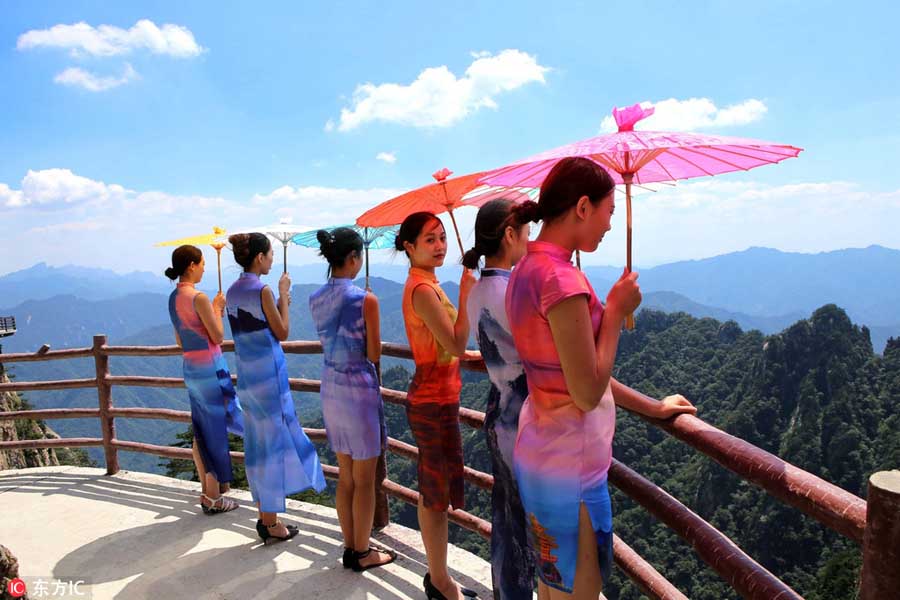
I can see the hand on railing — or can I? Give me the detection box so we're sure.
[653,394,697,419]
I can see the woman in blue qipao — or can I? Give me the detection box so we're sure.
[226,232,326,544]
[166,244,243,515]
[309,227,396,571]
[462,199,536,600]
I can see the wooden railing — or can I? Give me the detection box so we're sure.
[0,335,897,600]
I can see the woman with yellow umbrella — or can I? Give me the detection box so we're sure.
[162,242,244,515]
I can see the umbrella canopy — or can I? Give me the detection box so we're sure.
[479,103,802,187]
[155,227,228,292]
[356,168,487,253]
[460,184,539,208]
[478,103,803,327]
[230,219,313,274]
[291,224,400,288]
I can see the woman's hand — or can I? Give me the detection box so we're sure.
[459,268,477,301]
[606,269,641,320]
[653,394,697,419]
[212,292,226,316]
[278,272,292,305]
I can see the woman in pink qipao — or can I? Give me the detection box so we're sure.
[506,157,696,599]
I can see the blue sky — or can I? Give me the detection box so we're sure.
[2,0,898,276]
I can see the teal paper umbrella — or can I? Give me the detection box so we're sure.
[292,224,399,288]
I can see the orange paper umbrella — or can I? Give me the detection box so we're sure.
[356,168,485,253]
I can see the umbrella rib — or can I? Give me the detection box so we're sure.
[661,149,718,177]
[674,146,753,173]
[698,144,800,163]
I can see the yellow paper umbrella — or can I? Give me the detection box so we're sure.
[155,227,228,292]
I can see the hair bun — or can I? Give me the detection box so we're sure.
[512,200,541,224]
[164,266,178,280]
[394,233,405,252]
[316,229,331,246]
[461,247,482,270]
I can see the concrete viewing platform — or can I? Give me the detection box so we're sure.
[1,466,493,599]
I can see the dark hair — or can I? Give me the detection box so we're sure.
[394,212,442,257]
[462,199,524,270]
[317,227,363,277]
[228,232,271,270]
[164,245,203,280]
[515,157,616,224]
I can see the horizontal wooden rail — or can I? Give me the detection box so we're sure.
[384,437,494,490]
[380,477,492,540]
[109,407,191,422]
[633,407,867,543]
[0,347,93,363]
[0,408,100,421]
[0,437,104,451]
[609,459,801,600]
[0,378,98,393]
[612,536,690,600]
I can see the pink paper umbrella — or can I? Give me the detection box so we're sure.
[478,103,803,327]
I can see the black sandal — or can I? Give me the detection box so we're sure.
[255,519,299,544]
[349,546,397,572]
[342,546,353,569]
[424,573,478,599]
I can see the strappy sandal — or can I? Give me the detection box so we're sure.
[200,493,238,515]
[349,546,397,572]
[256,519,299,544]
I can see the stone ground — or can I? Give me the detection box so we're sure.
[0,466,493,599]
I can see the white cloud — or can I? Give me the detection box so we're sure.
[333,49,548,131]
[17,19,203,58]
[9,168,124,207]
[252,184,402,225]
[600,98,768,133]
[54,63,138,92]
[376,151,397,164]
[28,220,105,234]
[580,179,900,268]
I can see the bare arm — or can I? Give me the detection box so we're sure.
[173,328,182,348]
[194,292,225,345]
[261,286,290,341]
[547,270,643,412]
[364,292,381,363]
[610,378,697,419]
[412,286,470,356]
[548,295,623,412]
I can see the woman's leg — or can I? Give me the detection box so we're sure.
[543,503,602,600]
[258,505,290,537]
[419,498,461,597]
[352,456,394,566]
[336,453,356,548]
[192,440,211,500]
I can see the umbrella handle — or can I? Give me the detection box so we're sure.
[625,174,635,331]
[283,242,288,275]
[447,208,465,255]
[216,246,223,294]
[365,244,370,290]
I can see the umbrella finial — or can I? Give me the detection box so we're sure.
[613,103,655,132]
[432,167,453,182]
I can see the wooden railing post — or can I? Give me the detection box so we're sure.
[860,470,900,600]
[372,360,390,529]
[93,334,118,475]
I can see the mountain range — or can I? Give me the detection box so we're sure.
[2,245,897,353]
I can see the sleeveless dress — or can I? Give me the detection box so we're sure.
[309,277,385,459]
[168,282,243,483]
[401,266,464,511]
[467,268,535,600]
[226,272,326,512]
[506,241,615,593]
